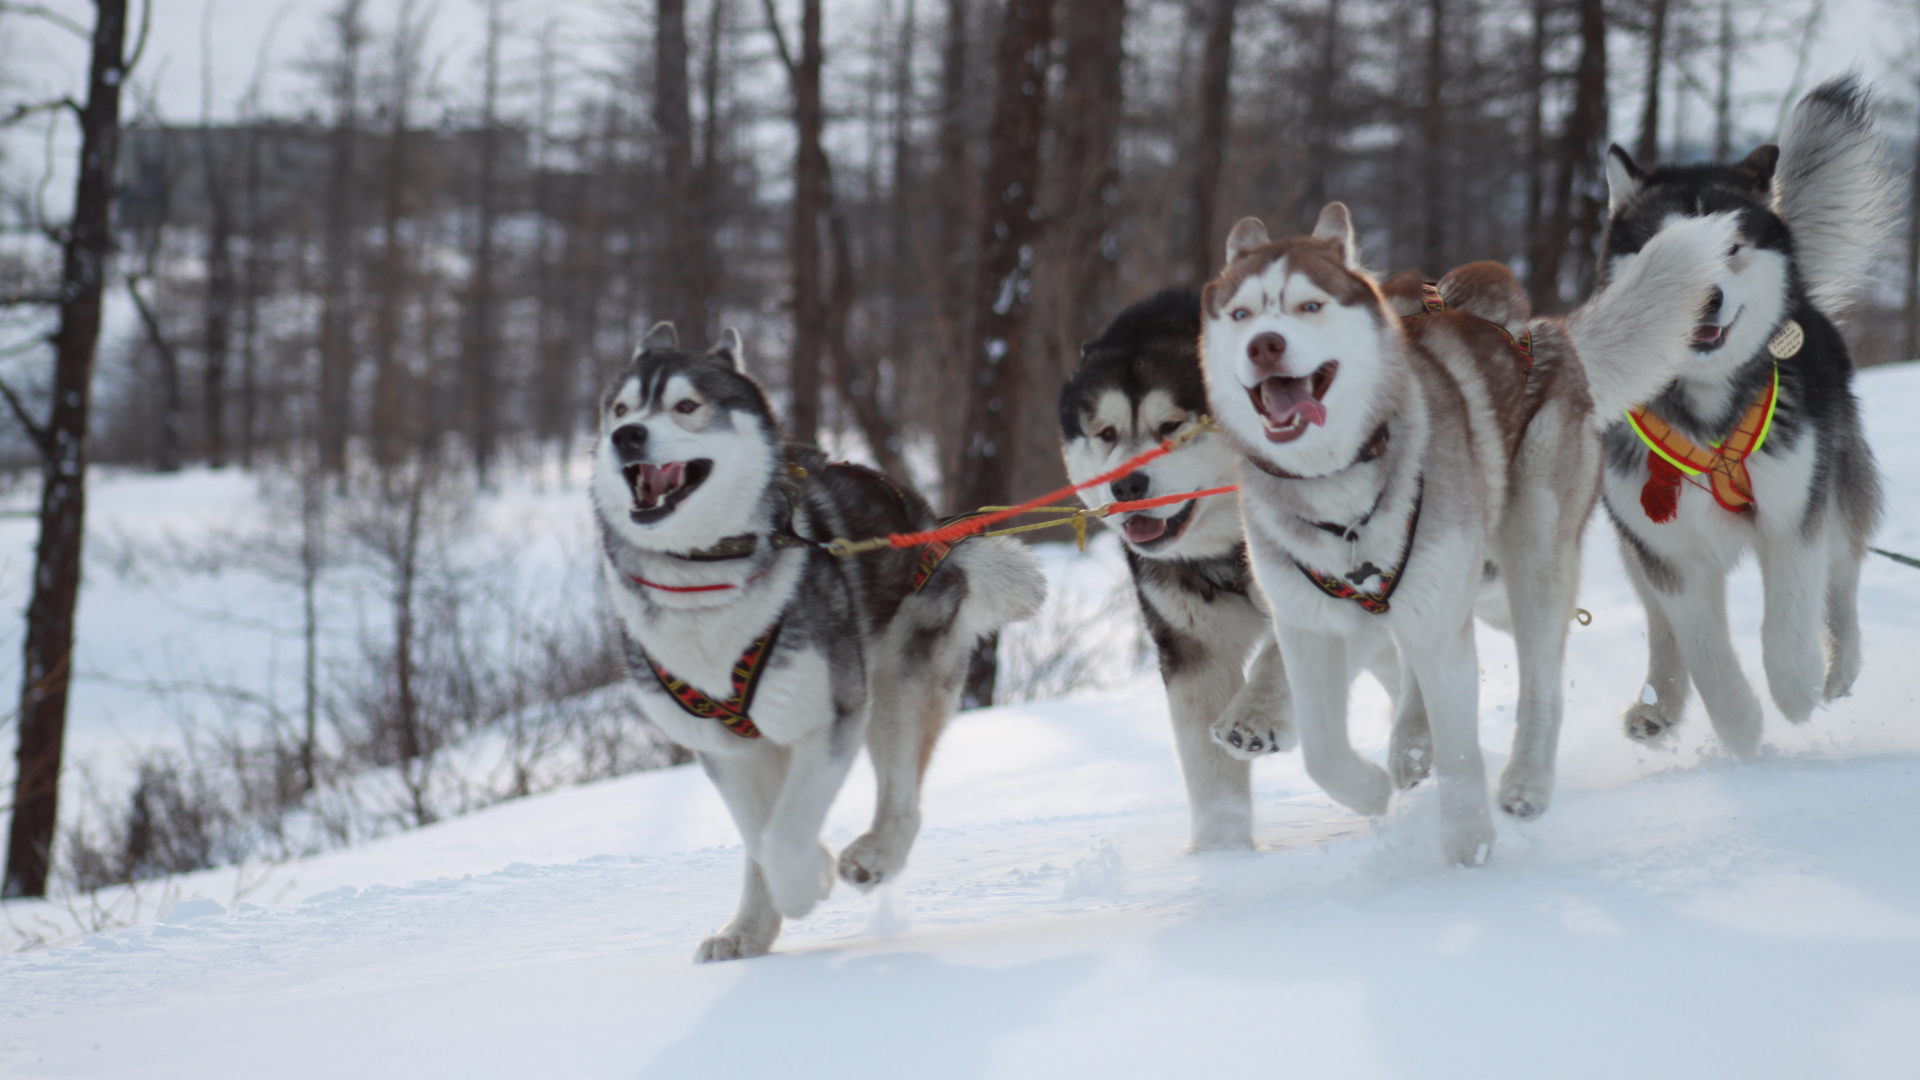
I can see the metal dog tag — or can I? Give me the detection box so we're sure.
[1767,319,1804,360]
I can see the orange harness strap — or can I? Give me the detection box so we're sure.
[1626,368,1779,522]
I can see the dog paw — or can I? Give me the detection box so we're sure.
[1624,698,1683,743]
[1210,706,1292,761]
[760,841,835,919]
[1823,644,1862,704]
[838,831,909,891]
[1389,732,1432,791]
[694,930,772,963]
[1496,766,1553,821]
[1441,817,1496,868]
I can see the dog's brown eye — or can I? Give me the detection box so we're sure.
[1098,427,1118,443]
[1158,420,1183,438]
[613,403,629,418]
[675,399,700,414]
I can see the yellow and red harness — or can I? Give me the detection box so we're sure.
[1625,367,1779,523]
[634,462,966,739]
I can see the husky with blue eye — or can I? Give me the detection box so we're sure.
[1598,76,1893,757]
[1199,202,1732,865]
[592,323,1044,961]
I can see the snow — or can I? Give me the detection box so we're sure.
[3,362,1920,1077]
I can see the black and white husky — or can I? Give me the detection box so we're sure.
[592,324,1044,961]
[1599,76,1893,757]
[1057,291,1296,852]
[1200,202,1732,864]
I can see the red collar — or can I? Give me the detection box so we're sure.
[630,567,769,593]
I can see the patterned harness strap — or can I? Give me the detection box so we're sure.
[1626,366,1779,522]
[1412,282,1533,369]
[1292,478,1425,615]
[643,623,782,739]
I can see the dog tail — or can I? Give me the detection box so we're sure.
[1775,74,1899,320]
[952,535,1048,640]
[1566,212,1739,424]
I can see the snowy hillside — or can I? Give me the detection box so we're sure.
[3,362,1920,1078]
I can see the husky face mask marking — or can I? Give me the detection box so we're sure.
[1062,386,1241,555]
[1201,205,1395,477]
[591,326,779,551]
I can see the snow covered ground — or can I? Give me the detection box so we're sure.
[3,363,1920,1078]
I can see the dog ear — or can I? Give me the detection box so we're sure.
[1605,145,1644,212]
[709,327,746,372]
[640,321,678,355]
[1311,202,1356,266]
[1736,144,1780,189]
[1224,217,1270,266]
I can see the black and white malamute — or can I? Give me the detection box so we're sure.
[592,324,1044,961]
[1199,202,1732,865]
[1599,75,1892,757]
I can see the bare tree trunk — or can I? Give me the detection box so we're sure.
[1524,0,1549,297]
[1301,0,1341,225]
[127,275,185,473]
[1055,0,1124,341]
[318,0,367,479]
[373,0,424,473]
[1420,0,1446,274]
[695,0,727,339]
[1906,78,1920,360]
[1712,0,1733,160]
[1187,0,1236,284]
[465,0,504,482]
[1636,0,1668,163]
[958,0,1054,709]
[784,0,828,444]
[201,131,234,469]
[239,125,264,468]
[931,0,973,484]
[655,0,712,340]
[4,0,129,900]
[1566,0,1610,298]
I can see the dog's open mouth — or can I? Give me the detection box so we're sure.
[624,459,712,523]
[1122,498,1196,549]
[1248,361,1338,443]
[1691,313,1736,353]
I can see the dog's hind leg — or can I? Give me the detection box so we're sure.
[695,747,788,962]
[1494,458,1586,820]
[1757,520,1831,724]
[1280,626,1391,818]
[1823,532,1865,702]
[1397,620,1496,866]
[839,644,967,888]
[1618,541,1693,743]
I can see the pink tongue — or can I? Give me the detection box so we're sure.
[1693,325,1724,344]
[1126,515,1168,543]
[637,461,687,504]
[1258,377,1328,429]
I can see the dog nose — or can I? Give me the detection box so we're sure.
[1111,470,1150,503]
[611,423,648,458]
[1702,287,1724,319]
[1247,332,1287,374]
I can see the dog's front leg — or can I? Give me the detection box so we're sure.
[1397,620,1495,866]
[1618,545,1693,743]
[1171,643,1261,851]
[695,746,788,962]
[1757,519,1831,724]
[758,722,863,920]
[1644,553,1762,759]
[1279,625,1390,818]
[1823,532,1866,702]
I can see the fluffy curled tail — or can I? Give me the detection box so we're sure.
[1775,74,1898,320]
[1566,212,1739,425]
[950,535,1047,640]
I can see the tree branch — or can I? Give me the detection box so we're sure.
[0,97,79,130]
[0,377,52,458]
[0,3,89,38]
[759,0,798,84]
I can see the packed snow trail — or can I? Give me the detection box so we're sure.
[3,363,1920,1078]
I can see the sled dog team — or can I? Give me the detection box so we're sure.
[592,77,1893,960]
